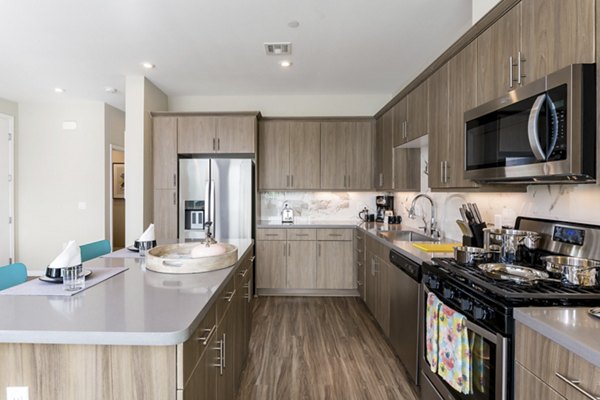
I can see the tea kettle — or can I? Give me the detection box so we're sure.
[281,202,294,224]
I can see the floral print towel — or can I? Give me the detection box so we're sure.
[425,292,441,372]
[437,303,472,395]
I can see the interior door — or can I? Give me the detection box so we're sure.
[0,115,13,264]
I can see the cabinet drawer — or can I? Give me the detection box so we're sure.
[256,229,287,241]
[354,228,365,242]
[235,248,254,288]
[515,362,566,400]
[216,277,235,324]
[516,322,600,399]
[317,229,353,241]
[287,229,317,241]
[177,301,217,389]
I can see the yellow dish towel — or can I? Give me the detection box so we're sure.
[437,303,472,395]
[412,243,461,252]
[426,292,442,372]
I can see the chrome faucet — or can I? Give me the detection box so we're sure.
[408,194,440,239]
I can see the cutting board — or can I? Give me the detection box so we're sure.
[411,243,461,253]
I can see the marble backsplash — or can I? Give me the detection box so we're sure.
[260,183,600,242]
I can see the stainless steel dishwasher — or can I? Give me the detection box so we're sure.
[389,249,421,386]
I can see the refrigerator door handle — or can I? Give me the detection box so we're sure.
[210,180,215,232]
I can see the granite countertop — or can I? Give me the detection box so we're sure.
[514,307,600,367]
[0,239,253,346]
[257,219,456,264]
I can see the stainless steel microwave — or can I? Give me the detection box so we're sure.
[464,64,596,184]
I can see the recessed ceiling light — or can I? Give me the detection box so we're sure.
[142,62,155,69]
[105,87,118,94]
[280,60,292,68]
[54,87,65,93]
[288,20,300,28]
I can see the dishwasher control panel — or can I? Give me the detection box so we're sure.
[389,250,420,282]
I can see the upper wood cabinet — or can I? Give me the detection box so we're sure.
[476,4,521,105]
[429,42,479,190]
[153,117,178,190]
[406,80,429,141]
[258,120,321,190]
[392,97,408,146]
[320,120,374,190]
[520,0,595,83]
[394,147,420,191]
[373,111,393,190]
[178,115,256,154]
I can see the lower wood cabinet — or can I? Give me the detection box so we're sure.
[354,229,366,300]
[256,228,356,294]
[515,321,600,400]
[365,235,390,336]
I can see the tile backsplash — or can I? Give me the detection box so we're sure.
[260,183,600,242]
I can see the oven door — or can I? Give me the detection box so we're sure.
[421,286,508,400]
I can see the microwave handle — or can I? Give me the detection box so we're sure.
[527,93,548,161]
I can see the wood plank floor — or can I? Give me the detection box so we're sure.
[235,297,419,400]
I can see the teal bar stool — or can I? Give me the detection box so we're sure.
[80,240,112,262]
[0,262,28,291]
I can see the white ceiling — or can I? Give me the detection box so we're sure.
[0,0,473,111]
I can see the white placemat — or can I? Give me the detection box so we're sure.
[0,267,129,296]
[102,247,141,259]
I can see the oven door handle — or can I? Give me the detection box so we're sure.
[527,93,548,161]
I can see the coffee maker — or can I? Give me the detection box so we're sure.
[376,195,394,222]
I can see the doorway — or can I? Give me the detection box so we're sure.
[111,146,125,249]
[0,113,14,264]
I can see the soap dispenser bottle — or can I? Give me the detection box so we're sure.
[281,202,294,224]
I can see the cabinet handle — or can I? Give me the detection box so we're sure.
[222,333,226,369]
[328,234,343,237]
[283,243,286,256]
[239,268,248,278]
[440,161,444,184]
[555,372,599,400]
[173,174,176,187]
[286,175,290,187]
[264,233,280,237]
[403,121,407,139]
[347,175,351,188]
[217,138,220,151]
[173,192,176,205]
[225,289,236,303]
[196,325,216,346]
[213,138,216,151]
[517,51,526,85]
[318,243,321,257]
[288,243,291,256]
[357,248,363,254]
[291,175,293,187]
[250,256,256,263]
[294,234,309,237]
[509,56,514,88]
[343,175,347,188]
[213,336,224,375]
[357,280,363,286]
[379,173,383,187]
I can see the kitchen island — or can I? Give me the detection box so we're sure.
[0,239,254,400]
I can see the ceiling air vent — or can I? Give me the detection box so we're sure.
[264,42,292,56]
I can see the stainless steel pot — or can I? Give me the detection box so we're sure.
[454,246,500,264]
[541,256,600,287]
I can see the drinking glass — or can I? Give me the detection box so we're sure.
[62,264,84,291]
[139,241,154,257]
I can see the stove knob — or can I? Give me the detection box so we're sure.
[443,288,454,299]
[427,277,440,290]
[474,306,487,320]
[460,298,473,311]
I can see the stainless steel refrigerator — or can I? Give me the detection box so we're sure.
[179,158,254,241]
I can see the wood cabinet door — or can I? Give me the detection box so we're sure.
[427,64,449,189]
[258,120,290,190]
[377,258,391,337]
[448,41,479,189]
[216,116,256,154]
[365,250,378,317]
[406,80,429,141]
[392,97,408,146]
[346,121,374,190]
[289,121,321,189]
[255,241,286,289]
[317,241,353,289]
[515,363,566,400]
[153,117,178,190]
[393,148,420,191]
[286,241,317,288]
[183,332,218,400]
[476,4,521,105]
[215,311,234,400]
[521,0,594,84]
[381,112,394,190]
[178,116,216,153]
[373,117,384,189]
[320,122,348,189]
[153,189,177,240]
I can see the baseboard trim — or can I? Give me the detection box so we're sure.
[256,288,359,297]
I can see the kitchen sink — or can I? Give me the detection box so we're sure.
[377,230,436,242]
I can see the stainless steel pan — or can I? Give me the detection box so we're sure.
[541,256,600,287]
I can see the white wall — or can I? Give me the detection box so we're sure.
[16,101,106,268]
[472,0,502,24]
[124,77,168,244]
[169,94,390,117]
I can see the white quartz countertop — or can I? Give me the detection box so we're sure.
[514,307,600,367]
[257,219,456,264]
[0,239,253,346]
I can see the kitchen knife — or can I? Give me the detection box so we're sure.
[467,203,480,224]
[472,203,483,224]
[459,206,468,223]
